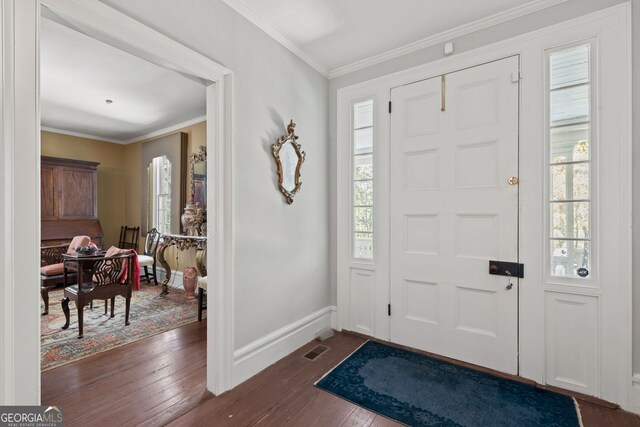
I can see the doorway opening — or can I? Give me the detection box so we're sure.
[31,0,234,398]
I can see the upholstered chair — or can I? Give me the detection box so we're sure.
[40,235,91,315]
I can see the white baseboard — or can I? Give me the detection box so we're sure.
[232,306,333,387]
[627,374,640,414]
[330,305,338,330]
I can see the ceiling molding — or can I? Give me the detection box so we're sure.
[42,115,207,145]
[222,0,567,80]
[329,0,568,78]
[41,126,126,144]
[220,0,329,77]
[123,115,207,144]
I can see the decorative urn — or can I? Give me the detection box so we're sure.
[182,266,197,298]
[181,200,200,236]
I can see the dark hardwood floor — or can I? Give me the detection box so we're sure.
[42,322,640,426]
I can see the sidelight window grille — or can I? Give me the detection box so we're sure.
[547,44,593,279]
[352,99,374,259]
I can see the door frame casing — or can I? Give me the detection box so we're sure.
[1,0,235,403]
[336,3,631,408]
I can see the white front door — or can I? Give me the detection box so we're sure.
[389,56,520,374]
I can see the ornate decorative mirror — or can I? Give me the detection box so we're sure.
[272,120,305,204]
[181,146,207,236]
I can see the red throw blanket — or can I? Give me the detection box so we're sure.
[104,246,141,290]
[130,250,141,291]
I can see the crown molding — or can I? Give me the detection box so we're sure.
[328,0,568,78]
[41,116,207,145]
[123,115,206,144]
[40,126,125,144]
[220,0,329,77]
[223,0,567,81]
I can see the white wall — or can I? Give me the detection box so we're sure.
[329,0,640,372]
[101,0,330,349]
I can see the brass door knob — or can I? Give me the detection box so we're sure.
[508,176,519,185]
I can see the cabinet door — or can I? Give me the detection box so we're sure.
[41,165,58,220]
[59,167,97,219]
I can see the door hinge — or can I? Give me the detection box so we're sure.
[388,304,391,316]
[388,101,392,114]
[511,71,522,83]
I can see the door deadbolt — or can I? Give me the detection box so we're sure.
[508,176,519,185]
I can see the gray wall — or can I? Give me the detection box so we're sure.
[328,0,639,370]
[102,0,330,349]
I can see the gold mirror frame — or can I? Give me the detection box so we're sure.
[181,146,207,236]
[271,120,306,204]
[189,145,207,203]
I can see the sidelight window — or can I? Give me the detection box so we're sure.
[352,99,374,259]
[547,44,593,279]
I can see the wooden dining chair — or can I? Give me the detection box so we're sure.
[118,225,140,251]
[138,228,161,285]
[197,276,207,321]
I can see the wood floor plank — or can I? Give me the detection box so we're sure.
[169,335,366,427]
[579,401,640,427]
[283,392,341,426]
[42,323,640,427]
[370,415,403,427]
[137,386,213,427]
[49,341,205,417]
[42,319,206,400]
[307,397,357,427]
[341,407,377,427]
[76,362,207,427]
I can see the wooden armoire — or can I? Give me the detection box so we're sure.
[41,156,104,248]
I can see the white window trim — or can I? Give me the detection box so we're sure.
[544,39,599,288]
[350,98,376,263]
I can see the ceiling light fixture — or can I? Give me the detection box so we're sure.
[105,99,113,104]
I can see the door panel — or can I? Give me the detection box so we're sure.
[41,165,58,220]
[59,167,97,219]
[390,56,519,374]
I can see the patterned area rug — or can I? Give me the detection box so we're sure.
[41,284,202,371]
[316,341,582,427]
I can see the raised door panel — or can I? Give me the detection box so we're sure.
[59,167,97,219]
[41,165,58,220]
[350,269,375,336]
[544,291,598,395]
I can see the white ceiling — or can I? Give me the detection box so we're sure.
[222,0,565,76]
[40,17,206,143]
[40,0,563,142]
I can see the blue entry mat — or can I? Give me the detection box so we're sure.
[316,341,581,427]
